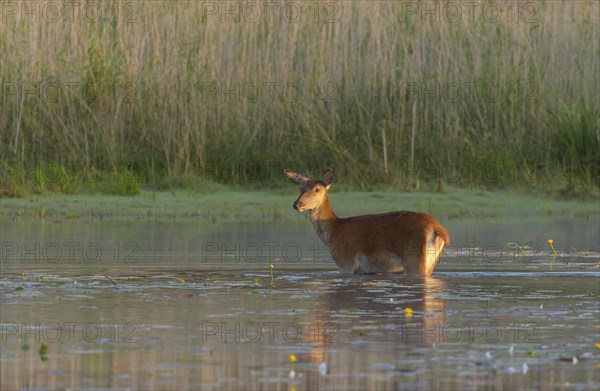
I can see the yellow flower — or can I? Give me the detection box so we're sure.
[178,278,185,284]
[548,239,557,255]
[595,342,600,349]
[289,354,297,363]
[405,307,413,316]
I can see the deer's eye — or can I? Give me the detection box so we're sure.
[315,188,320,193]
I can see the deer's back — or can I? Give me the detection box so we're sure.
[329,211,444,258]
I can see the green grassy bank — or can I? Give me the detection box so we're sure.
[1,185,598,222]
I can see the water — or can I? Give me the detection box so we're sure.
[1,217,599,390]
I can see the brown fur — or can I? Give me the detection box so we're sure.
[285,168,450,276]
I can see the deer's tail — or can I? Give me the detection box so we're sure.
[420,221,450,276]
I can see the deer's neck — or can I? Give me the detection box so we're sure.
[309,195,338,245]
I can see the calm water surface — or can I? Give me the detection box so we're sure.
[1,217,599,390]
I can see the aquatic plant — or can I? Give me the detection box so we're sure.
[548,239,557,256]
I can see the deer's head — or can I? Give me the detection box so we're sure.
[284,168,333,212]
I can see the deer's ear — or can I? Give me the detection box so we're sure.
[284,169,309,185]
[323,168,333,189]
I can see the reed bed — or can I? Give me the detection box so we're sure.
[1,0,598,193]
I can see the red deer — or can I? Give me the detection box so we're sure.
[285,168,450,276]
